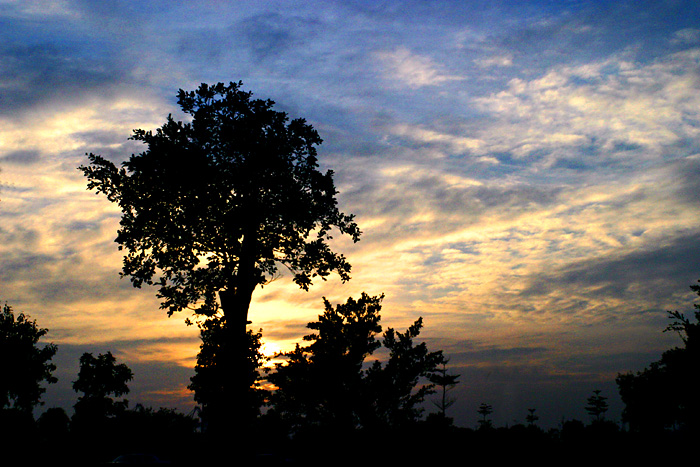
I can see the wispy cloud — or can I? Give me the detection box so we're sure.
[375,46,464,88]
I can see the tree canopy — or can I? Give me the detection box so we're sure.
[266,293,445,435]
[79,81,360,324]
[72,351,133,427]
[0,303,57,412]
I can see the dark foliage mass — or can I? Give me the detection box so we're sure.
[71,351,134,433]
[616,280,700,434]
[0,303,57,412]
[79,81,360,319]
[266,293,445,436]
[188,317,268,432]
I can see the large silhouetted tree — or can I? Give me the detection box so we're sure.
[0,303,57,413]
[79,81,361,433]
[616,279,700,433]
[267,293,444,437]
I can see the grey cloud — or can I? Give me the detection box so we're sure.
[452,345,548,363]
[522,229,700,308]
[0,41,127,116]
[668,156,700,206]
[493,0,700,71]
[0,150,42,165]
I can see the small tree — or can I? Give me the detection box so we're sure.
[429,358,460,422]
[267,293,444,435]
[585,389,609,422]
[72,351,133,429]
[267,293,383,434]
[365,317,445,428]
[0,303,57,412]
[477,402,493,430]
[526,408,539,427]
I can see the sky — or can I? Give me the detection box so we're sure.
[2,0,700,430]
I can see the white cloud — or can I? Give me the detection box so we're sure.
[375,46,464,89]
[474,53,513,68]
[472,48,700,165]
[671,28,700,44]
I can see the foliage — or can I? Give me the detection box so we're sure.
[79,81,360,321]
[616,279,700,432]
[72,351,133,425]
[266,293,444,435]
[188,316,268,431]
[0,303,57,412]
[364,317,446,428]
[585,389,609,422]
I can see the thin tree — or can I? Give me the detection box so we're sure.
[585,389,609,422]
[429,358,460,421]
[477,402,493,430]
[80,82,361,434]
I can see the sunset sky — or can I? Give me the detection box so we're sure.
[2,0,700,429]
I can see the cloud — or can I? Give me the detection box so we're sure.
[672,28,700,44]
[0,150,41,165]
[375,46,464,88]
[472,47,700,171]
[474,53,513,68]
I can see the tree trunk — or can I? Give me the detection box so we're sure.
[210,227,260,442]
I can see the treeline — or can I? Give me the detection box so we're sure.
[3,280,700,464]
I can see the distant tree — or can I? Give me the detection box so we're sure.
[72,351,133,429]
[477,402,493,430]
[585,390,609,422]
[79,81,360,433]
[616,279,700,433]
[267,293,444,435]
[526,408,539,427]
[429,358,460,423]
[0,303,57,412]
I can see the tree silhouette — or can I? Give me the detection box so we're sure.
[617,278,700,433]
[429,358,460,423]
[585,389,608,422]
[526,408,539,427]
[267,293,444,436]
[0,303,57,412]
[477,402,493,430]
[267,293,383,435]
[72,351,133,431]
[80,81,360,433]
[365,317,445,428]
